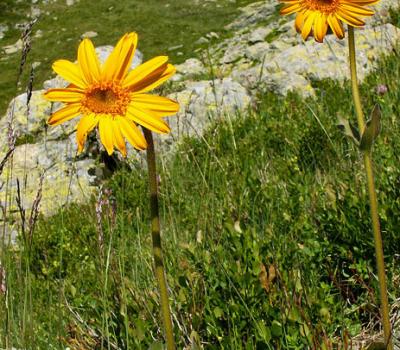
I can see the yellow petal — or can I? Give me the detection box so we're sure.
[117,117,147,150]
[102,32,138,82]
[327,14,345,39]
[78,38,101,84]
[336,9,365,26]
[130,94,179,116]
[314,13,328,43]
[44,88,84,102]
[98,117,114,155]
[126,105,171,134]
[295,12,305,33]
[301,11,317,40]
[52,60,87,89]
[76,114,99,153]
[340,3,374,16]
[351,0,379,4]
[135,64,176,93]
[48,103,81,126]
[280,2,301,15]
[122,56,169,89]
[112,120,127,157]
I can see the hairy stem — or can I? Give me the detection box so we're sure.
[348,25,392,349]
[144,128,176,350]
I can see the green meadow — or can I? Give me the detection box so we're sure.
[0,0,400,349]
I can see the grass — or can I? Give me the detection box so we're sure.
[0,0,257,116]
[1,1,400,349]
[1,43,400,348]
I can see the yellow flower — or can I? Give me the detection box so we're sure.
[280,0,379,42]
[44,33,179,156]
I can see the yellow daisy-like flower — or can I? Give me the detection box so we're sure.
[44,33,179,156]
[280,0,379,42]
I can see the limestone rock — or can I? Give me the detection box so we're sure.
[0,91,70,146]
[0,136,96,218]
[81,31,98,39]
[29,6,41,19]
[264,24,400,82]
[0,24,9,40]
[248,27,271,44]
[166,78,251,142]
[221,41,247,64]
[225,1,277,30]
[173,58,206,81]
[231,66,313,98]
[245,41,270,62]
[2,39,23,55]
[371,0,400,25]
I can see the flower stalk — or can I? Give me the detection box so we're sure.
[348,25,392,350]
[144,128,176,350]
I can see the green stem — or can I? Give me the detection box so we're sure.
[348,25,392,350]
[143,128,176,350]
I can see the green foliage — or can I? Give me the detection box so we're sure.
[2,46,400,348]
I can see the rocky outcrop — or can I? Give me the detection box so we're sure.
[228,23,400,96]
[192,1,400,98]
[166,78,251,142]
[0,47,143,218]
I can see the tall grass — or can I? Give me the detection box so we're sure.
[0,45,399,348]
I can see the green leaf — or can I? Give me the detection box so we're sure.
[190,331,202,350]
[149,342,164,350]
[213,306,223,318]
[257,321,271,342]
[271,320,283,337]
[69,283,76,298]
[360,104,381,152]
[337,115,360,145]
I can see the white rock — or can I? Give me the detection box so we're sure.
[2,39,23,55]
[245,42,270,62]
[81,31,98,39]
[0,138,96,217]
[166,78,251,143]
[195,37,209,45]
[168,44,183,51]
[30,6,41,18]
[248,27,271,44]
[221,42,247,64]
[225,1,277,30]
[34,29,43,38]
[0,24,9,40]
[206,32,219,40]
[174,58,206,80]
[371,0,400,25]
[264,24,400,82]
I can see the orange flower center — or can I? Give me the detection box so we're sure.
[303,0,339,13]
[81,82,130,116]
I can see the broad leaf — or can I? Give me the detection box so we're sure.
[360,104,381,152]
